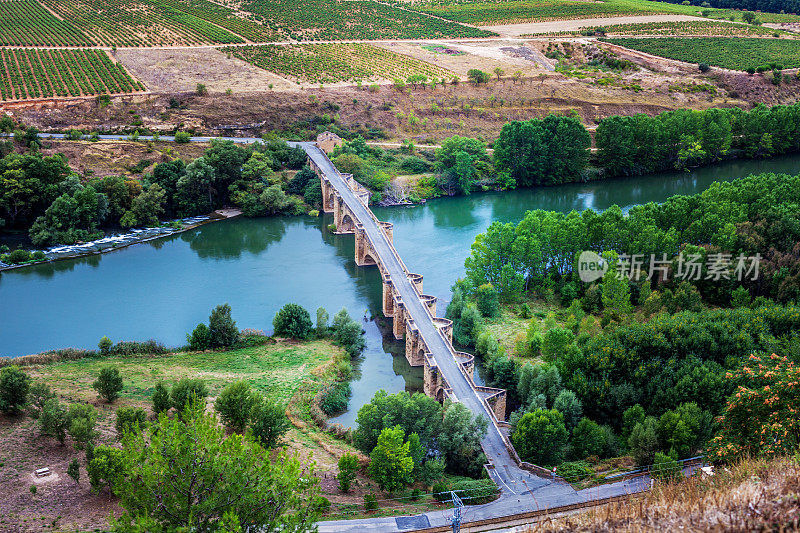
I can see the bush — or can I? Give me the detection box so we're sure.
[272,303,313,339]
[93,367,123,403]
[98,336,112,355]
[467,69,490,84]
[571,418,607,459]
[115,406,147,437]
[651,452,681,482]
[320,381,351,415]
[337,453,359,492]
[39,398,68,444]
[67,459,80,484]
[67,403,98,450]
[0,365,31,414]
[188,323,212,350]
[450,479,498,504]
[555,460,592,482]
[87,445,125,493]
[698,63,710,72]
[250,396,290,448]
[363,493,378,511]
[432,481,451,501]
[27,382,55,419]
[152,381,171,414]
[214,381,258,433]
[174,131,191,143]
[475,283,500,317]
[5,249,33,264]
[208,304,239,347]
[170,378,208,413]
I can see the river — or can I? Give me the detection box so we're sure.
[2,154,798,426]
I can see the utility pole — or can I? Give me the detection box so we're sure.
[448,491,464,533]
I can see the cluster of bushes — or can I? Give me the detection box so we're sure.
[0,247,46,265]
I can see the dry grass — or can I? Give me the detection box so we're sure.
[525,456,800,532]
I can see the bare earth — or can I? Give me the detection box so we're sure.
[484,15,706,36]
[114,47,298,93]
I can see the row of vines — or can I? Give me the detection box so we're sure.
[0,0,94,46]
[225,43,455,84]
[0,48,145,101]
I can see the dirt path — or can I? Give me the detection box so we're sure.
[483,15,707,36]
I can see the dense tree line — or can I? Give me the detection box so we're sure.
[597,103,800,176]
[465,172,800,304]
[0,131,313,247]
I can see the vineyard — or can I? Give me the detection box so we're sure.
[225,43,455,84]
[410,0,705,25]
[0,0,94,46]
[559,20,793,37]
[0,48,145,101]
[604,37,800,70]
[230,0,494,40]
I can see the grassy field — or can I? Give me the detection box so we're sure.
[604,36,800,70]
[23,340,340,404]
[225,43,455,84]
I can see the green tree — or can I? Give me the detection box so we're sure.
[553,390,582,432]
[622,404,646,442]
[475,283,500,317]
[354,391,443,455]
[39,398,68,444]
[92,366,123,403]
[467,69,490,84]
[209,303,239,347]
[541,327,574,361]
[121,183,165,228]
[171,378,209,414]
[175,157,215,216]
[215,381,259,433]
[67,458,80,484]
[337,453,359,493]
[512,409,568,466]
[152,381,171,414]
[188,322,212,350]
[332,308,366,356]
[438,402,488,477]
[273,303,313,339]
[454,304,482,346]
[27,381,55,419]
[250,396,290,448]
[29,185,105,246]
[87,444,126,493]
[656,402,711,459]
[0,365,31,414]
[259,185,288,215]
[115,406,147,438]
[111,402,321,531]
[98,336,113,355]
[571,418,607,459]
[316,307,329,336]
[67,403,98,450]
[628,417,659,466]
[367,425,414,492]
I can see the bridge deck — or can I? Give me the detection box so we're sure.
[297,142,547,494]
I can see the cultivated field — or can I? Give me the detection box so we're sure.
[0,48,144,101]
[0,0,94,47]
[521,18,793,37]
[225,43,456,84]
[605,37,800,70]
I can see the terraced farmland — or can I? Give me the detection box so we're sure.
[604,37,800,70]
[225,43,455,84]
[0,48,145,101]
[231,0,495,40]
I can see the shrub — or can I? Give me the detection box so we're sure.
[651,452,681,482]
[467,69,490,84]
[320,382,351,415]
[188,323,212,350]
[67,459,80,484]
[337,453,359,492]
[27,382,55,419]
[272,303,313,339]
[115,406,147,437]
[698,63,710,72]
[67,403,98,450]
[571,418,607,459]
[555,460,592,482]
[432,481,451,501]
[250,396,289,448]
[170,378,208,413]
[208,304,239,347]
[174,131,191,143]
[214,381,258,433]
[0,365,31,414]
[363,493,378,511]
[93,367,123,403]
[40,398,68,444]
[450,479,498,504]
[5,249,33,264]
[87,445,125,493]
[98,336,112,355]
[152,381,171,414]
[475,283,500,317]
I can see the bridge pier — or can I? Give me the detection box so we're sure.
[408,273,423,294]
[320,176,335,213]
[405,323,427,367]
[392,303,405,340]
[355,225,377,266]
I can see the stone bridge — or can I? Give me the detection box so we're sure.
[299,140,554,492]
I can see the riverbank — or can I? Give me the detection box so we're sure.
[0,209,241,273]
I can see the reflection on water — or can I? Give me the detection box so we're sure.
[2,154,798,424]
